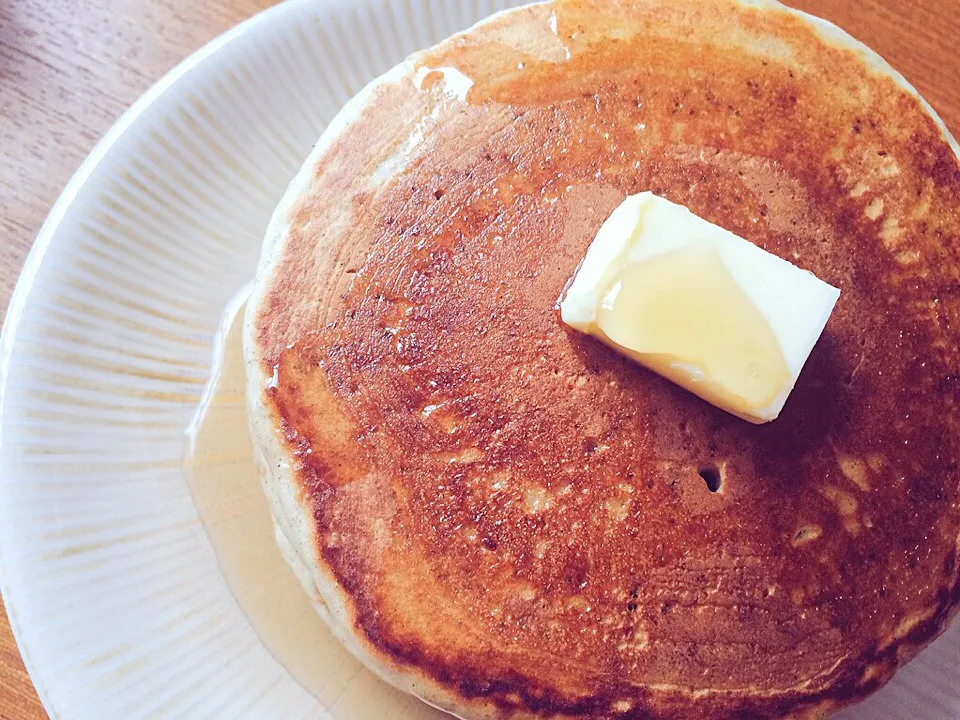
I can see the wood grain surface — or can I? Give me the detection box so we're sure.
[0,1,957,718]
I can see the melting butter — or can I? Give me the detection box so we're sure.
[561,193,840,423]
[598,241,790,412]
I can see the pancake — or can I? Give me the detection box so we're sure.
[244,1,960,717]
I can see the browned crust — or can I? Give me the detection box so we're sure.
[251,0,960,717]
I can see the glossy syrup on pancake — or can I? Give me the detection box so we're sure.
[250,0,960,717]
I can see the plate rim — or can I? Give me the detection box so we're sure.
[0,2,307,715]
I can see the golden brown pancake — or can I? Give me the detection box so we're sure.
[244,0,960,717]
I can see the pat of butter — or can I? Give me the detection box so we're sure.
[560,192,840,423]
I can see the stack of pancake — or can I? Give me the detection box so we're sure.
[244,1,960,717]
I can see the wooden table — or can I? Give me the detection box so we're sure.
[0,0,957,717]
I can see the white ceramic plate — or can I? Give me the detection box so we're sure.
[1,1,958,718]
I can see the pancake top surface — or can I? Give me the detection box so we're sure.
[250,0,960,716]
